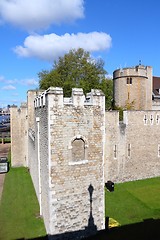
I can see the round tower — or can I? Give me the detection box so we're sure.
[113,65,152,110]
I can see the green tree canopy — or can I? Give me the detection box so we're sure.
[38,48,113,109]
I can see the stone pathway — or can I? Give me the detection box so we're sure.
[0,143,10,201]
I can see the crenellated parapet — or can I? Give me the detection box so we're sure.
[113,65,152,79]
[34,87,105,109]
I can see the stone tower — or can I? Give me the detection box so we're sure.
[27,87,105,239]
[113,64,152,110]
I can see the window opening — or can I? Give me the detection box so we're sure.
[156,115,159,124]
[114,145,117,159]
[72,138,85,161]
[127,77,132,84]
[158,145,160,157]
[144,115,147,125]
[128,144,131,157]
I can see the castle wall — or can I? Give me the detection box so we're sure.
[105,110,160,183]
[35,99,50,231]
[10,82,160,239]
[27,90,44,210]
[33,88,105,238]
[10,105,28,167]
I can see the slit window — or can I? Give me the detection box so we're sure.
[114,145,117,159]
[127,77,132,84]
[158,145,160,157]
[156,115,159,124]
[128,144,131,157]
[144,115,147,125]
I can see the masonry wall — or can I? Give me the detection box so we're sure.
[105,110,160,183]
[35,98,50,232]
[27,90,44,203]
[10,105,28,167]
[33,88,105,239]
[11,85,160,239]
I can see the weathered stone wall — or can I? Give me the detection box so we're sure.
[28,124,39,202]
[34,87,105,238]
[105,110,160,183]
[35,97,50,233]
[10,105,28,167]
[27,90,44,202]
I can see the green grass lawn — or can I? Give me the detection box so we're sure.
[105,177,160,226]
[1,167,160,240]
[0,167,46,240]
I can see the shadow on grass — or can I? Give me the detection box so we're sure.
[16,218,160,240]
[85,218,160,240]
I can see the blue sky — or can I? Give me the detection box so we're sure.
[0,0,160,107]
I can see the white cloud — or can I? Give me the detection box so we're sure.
[21,78,38,86]
[2,85,16,90]
[0,0,84,31]
[0,76,38,87]
[0,76,5,82]
[14,32,112,61]
[106,74,113,79]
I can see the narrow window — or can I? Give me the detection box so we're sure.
[150,115,153,125]
[126,77,132,84]
[128,144,131,157]
[156,115,159,124]
[114,145,117,159]
[130,77,132,84]
[144,115,147,125]
[158,145,160,157]
[38,97,41,107]
[128,92,130,100]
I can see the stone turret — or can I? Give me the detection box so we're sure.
[113,65,152,110]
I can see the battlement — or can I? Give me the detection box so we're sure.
[113,65,152,79]
[34,87,105,108]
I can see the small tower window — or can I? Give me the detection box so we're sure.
[127,77,132,84]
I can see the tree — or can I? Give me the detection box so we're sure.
[38,48,113,109]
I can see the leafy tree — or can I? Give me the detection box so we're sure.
[38,48,113,109]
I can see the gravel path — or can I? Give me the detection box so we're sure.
[0,143,10,201]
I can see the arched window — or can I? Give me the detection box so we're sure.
[68,135,88,162]
[72,138,85,161]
